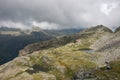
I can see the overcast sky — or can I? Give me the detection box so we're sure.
[0,0,120,29]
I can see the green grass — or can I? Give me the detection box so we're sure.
[27,33,102,79]
[30,35,99,79]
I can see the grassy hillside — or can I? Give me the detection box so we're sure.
[0,25,114,80]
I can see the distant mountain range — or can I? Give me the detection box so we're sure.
[0,27,83,65]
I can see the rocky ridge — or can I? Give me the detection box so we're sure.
[19,25,112,56]
[0,25,117,80]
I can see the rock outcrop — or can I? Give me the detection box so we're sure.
[91,26,120,64]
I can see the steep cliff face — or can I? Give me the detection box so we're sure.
[0,25,113,80]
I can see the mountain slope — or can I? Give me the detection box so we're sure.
[0,25,113,80]
[0,27,53,65]
[114,26,120,33]
[19,25,112,56]
[79,28,120,80]
[91,28,120,63]
[0,27,83,65]
[0,31,53,65]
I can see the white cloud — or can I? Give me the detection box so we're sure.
[100,2,118,15]
[0,21,28,29]
[31,21,59,30]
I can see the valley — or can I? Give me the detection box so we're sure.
[0,27,83,65]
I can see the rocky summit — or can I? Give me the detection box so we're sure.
[1,25,120,80]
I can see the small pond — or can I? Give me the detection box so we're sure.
[79,48,95,53]
[83,49,94,53]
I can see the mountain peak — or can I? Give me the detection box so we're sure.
[82,25,113,34]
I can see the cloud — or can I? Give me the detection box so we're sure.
[0,0,120,29]
[31,21,59,30]
[100,2,119,15]
[0,21,28,29]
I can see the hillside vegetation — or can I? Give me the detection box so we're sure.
[1,25,120,80]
